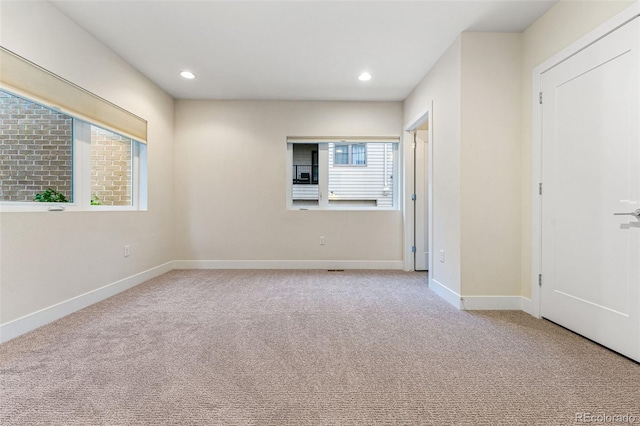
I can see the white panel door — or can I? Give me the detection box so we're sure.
[541,18,640,361]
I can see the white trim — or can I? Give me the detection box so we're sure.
[404,109,430,133]
[403,111,427,271]
[286,143,294,209]
[427,102,434,275]
[535,4,640,76]
[520,297,536,317]
[287,136,400,144]
[0,204,143,213]
[531,64,542,318]
[402,130,414,271]
[0,261,174,343]
[428,278,461,309]
[460,296,528,311]
[289,206,397,212]
[402,103,433,272]
[531,2,640,320]
[173,260,404,270]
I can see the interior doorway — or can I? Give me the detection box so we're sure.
[414,124,429,271]
[405,105,432,273]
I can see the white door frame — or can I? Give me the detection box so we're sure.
[404,102,434,274]
[531,3,640,318]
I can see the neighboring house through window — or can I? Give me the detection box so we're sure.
[288,138,398,209]
[334,143,366,166]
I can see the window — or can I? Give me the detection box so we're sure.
[91,125,133,206]
[0,91,74,202]
[288,138,398,209]
[0,89,147,210]
[334,143,366,166]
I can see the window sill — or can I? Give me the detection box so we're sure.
[0,202,145,213]
[288,206,398,212]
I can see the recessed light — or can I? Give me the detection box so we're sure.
[358,72,372,82]
[180,71,196,79]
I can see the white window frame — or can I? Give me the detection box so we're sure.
[0,91,147,212]
[78,122,148,211]
[286,137,399,211]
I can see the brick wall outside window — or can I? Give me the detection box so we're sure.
[90,126,132,206]
[0,91,73,202]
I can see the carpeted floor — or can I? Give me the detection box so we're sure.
[1,269,638,425]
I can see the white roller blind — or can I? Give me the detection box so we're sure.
[0,47,147,143]
[287,136,399,144]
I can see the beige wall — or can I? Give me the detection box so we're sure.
[0,1,175,323]
[460,33,522,296]
[174,100,404,263]
[403,37,462,294]
[403,33,522,298]
[519,0,635,298]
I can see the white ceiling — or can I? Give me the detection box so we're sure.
[50,0,557,101]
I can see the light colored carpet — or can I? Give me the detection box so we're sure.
[1,269,638,425]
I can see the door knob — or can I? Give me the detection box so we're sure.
[613,208,640,217]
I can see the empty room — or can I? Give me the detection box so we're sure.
[1,0,639,424]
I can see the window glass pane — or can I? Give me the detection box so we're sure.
[292,143,319,206]
[328,142,395,208]
[334,144,348,165]
[352,143,366,165]
[90,125,132,206]
[0,90,73,202]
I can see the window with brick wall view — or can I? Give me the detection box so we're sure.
[0,90,73,202]
[91,126,132,206]
[1,90,143,208]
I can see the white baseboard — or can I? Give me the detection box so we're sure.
[1,259,535,344]
[0,261,174,344]
[429,278,462,309]
[428,280,534,312]
[173,260,404,270]
[520,297,537,317]
[460,295,526,311]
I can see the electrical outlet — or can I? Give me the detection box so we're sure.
[320,236,326,245]
[124,245,131,257]
[439,250,445,263]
